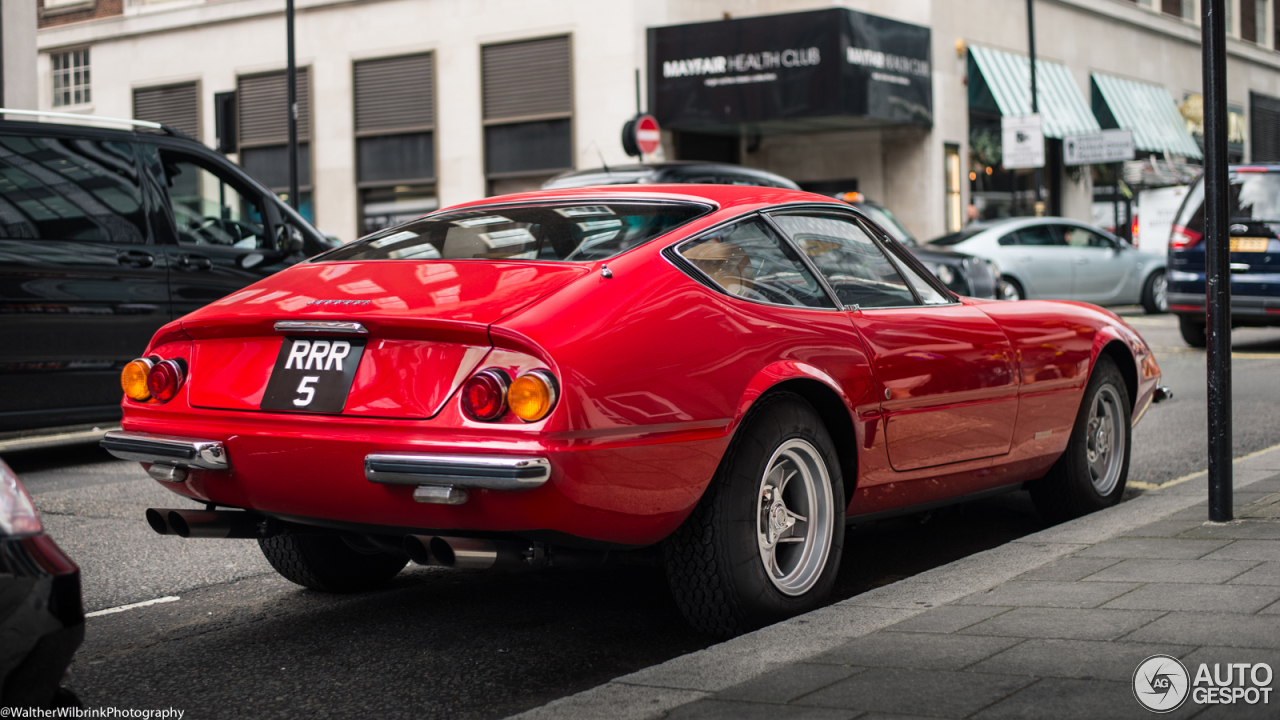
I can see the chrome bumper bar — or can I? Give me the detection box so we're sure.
[364,453,550,491]
[100,431,229,470]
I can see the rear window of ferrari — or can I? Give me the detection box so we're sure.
[315,201,712,263]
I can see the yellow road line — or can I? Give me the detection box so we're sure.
[1129,439,1280,490]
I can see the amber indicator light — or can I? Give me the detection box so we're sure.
[121,358,154,401]
[508,371,558,422]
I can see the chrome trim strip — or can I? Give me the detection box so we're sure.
[0,107,163,129]
[365,453,550,490]
[274,320,368,334]
[101,431,229,470]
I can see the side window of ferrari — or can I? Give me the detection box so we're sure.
[769,213,918,309]
[677,218,835,309]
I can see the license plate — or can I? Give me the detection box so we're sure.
[261,337,366,413]
[1230,237,1270,252]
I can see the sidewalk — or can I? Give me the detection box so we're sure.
[512,446,1280,720]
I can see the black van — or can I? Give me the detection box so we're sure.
[0,111,334,432]
[1167,165,1280,346]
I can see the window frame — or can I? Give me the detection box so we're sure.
[50,48,91,109]
[155,148,277,251]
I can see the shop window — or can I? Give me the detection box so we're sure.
[237,68,314,223]
[354,53,437,234]
[51,49,90,107]
[482,36,573,195]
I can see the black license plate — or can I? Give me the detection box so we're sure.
[261,337,367,414]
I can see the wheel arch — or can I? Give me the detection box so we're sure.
[1096,338,1138,413]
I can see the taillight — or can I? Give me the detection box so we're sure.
[461,369,509,421]
[1131,215,1139,241]
[147,359,186,402]
[508,370,559,422]
[121,358,154,401]
[1170,224,1202,250]
[121,357,186,403]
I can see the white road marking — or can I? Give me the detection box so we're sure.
[86,596,180,618]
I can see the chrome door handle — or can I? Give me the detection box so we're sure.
[178,253,213,271]
[1230,263,1250,273]
[116,250,155,269]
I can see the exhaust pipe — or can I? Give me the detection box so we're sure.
[146,509,266,539]
[403,535,532,570]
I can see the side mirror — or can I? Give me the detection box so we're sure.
[276,224,305,254]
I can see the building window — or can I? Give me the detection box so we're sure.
[353,53,436,234]
[481,36,573,196]
[133,82,199,138]
[237,68,314,223]
[945,144,962,233]
[51,49,90,107]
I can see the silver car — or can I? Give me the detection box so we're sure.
[928,217,1169,313]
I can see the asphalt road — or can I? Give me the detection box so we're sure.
[6,312,1279,719]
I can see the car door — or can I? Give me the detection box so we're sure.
[145,145,302,318]
[768,211,1019,472]
[997,223,1073,299]
[0,131,171,431]
[1061,224,1132,303]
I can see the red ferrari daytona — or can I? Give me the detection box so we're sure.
[104,185,1169,636]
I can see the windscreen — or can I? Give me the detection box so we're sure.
[1174,172,1280,237]
[316,202,710,263]
[928,225,991,246]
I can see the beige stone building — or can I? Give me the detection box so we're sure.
[32,0,1280,243]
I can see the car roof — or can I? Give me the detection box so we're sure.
[430,184,845,216]
[545,162,800,189]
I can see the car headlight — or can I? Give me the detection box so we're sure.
[0,459,42,537]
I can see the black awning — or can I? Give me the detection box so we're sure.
[647,8,932,135]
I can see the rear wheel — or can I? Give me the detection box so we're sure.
[1030,357,1131,524]
[1178,315,1207,348]
[663,393,844,638]
[998,276,1025,301]
[1141,270,1168,314]
[259,534,407,592]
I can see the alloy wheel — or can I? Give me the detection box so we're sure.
[756,439,834,596]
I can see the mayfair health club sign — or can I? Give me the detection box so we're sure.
[647,8,932,133]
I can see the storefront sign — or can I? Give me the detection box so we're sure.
[647,8,931,133]
[1063,129,1135,165]
[1002,114,1045,169]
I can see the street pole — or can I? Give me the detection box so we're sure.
[1202,0,1232,522]
[286,0,299,212]
[1027,0,1043,216]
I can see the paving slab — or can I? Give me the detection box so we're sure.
[1122,612,1280,649]
[1176,521,1280,540]
[965,638,1195,681]
[1011,557,1123,582]
[971,677,1202,720]
[1080,558,1259,584]
[1098,582,1280,613]
[1072,537,1231,559]
[792,667,1033,717]
[880,605,1012,635]
[714,664,862,704]
[954,580,1139,609]
[809,632,1020,671]
[1200,539,1280,562]
[663,699,858,720]
[957,607,1163,641]
[1227,561,1280,586]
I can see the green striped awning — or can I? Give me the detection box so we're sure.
[1091,73,1203,160]
[968,45,1100,139]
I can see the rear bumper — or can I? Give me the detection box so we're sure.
[1167,291,1280,321]
[116,410,729,547]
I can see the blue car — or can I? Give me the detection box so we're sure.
[1167,165,1280,346]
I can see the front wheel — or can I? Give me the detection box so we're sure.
[1141,270,1168,314]
[998,276,1025,301]
[1030,357,1131,524]
[259,534,407,592]
[664,393,844,638]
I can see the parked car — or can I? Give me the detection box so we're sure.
[928,217,1169,312]
[543,161,800,190]
[0,110,335,433]
[1167,165,1280,347]
[834,192,998,299]
[104,185,1167,637]
[0,458,83,708]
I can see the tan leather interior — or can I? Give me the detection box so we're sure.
[684,240,754,296]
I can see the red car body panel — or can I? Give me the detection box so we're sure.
[119,185,1162,547]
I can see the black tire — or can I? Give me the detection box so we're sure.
[1141,270,1168,314]
[1178,315,1207,348]
[999,276,1025,301]
[1030,357,1131,524]
[663,393,845,638]
[259,533,407,592]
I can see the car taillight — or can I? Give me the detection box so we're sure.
[0,459,42,537]
[461,369,510,421]
[121,357,186,403]
[121,358,154,401]
[508,370,559,422]
[1170,224,1202,250]
[146,359,186,402]
[1131,215,1139,241]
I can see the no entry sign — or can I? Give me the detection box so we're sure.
[622,114,661,157]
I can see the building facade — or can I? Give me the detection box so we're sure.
[34,0,1280,243]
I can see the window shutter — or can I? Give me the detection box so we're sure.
[354,54,434,134]
[133,82,199,138]
[238,68,311,147]
[482,36,571,121]
[1251,92,1280,162]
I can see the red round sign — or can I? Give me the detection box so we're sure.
[635,114,661,155]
